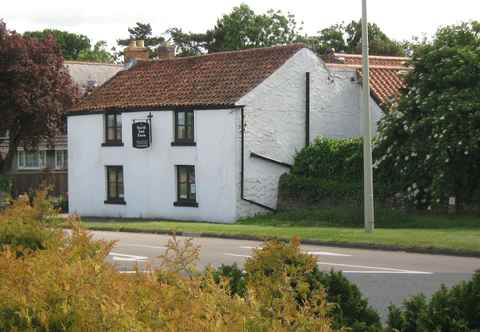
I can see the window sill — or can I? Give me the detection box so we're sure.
[171,141,196,147]
[102,142,124,147]
[104,199,126,205]
[17,168,47,171]
[174,200,199,208]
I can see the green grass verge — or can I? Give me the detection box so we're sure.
[81,209,480,255]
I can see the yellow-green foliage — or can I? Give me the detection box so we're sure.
[0,189,62,254]
[0,194,338,331]
[245,238,335,331]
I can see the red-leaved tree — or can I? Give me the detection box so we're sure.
[0,20,78,173]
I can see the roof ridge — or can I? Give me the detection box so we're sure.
[65,60,123,67]
[326,63,411,70]
[138,43,306,64]
[332,53,410,60]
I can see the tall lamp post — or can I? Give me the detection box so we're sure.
[362,0,375,233]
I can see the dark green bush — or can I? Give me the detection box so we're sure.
[282,137,399,213]
[308,270,382,332]
[387,271,480,331]
[212,263,247,297]
[292,137,362,182]
[0,175,11,193]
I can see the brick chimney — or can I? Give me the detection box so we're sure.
[124,40,149,63]
[157,44,176,59]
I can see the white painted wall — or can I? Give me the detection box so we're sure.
[68,109,239,223]
[236,48,383,217]
[311,66,383,139]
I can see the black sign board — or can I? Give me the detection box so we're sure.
[132,121,151,148]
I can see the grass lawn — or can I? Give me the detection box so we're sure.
[80,208,480,255]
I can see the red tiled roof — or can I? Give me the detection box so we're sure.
[70,44,305,112]
[327,53,409,67]
[325,53,410,106]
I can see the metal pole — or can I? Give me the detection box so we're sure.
[362,0,375,232]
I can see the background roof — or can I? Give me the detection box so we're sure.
[324,53,410,106]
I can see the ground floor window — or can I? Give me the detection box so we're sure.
[105,166,125,204]
[55,150,68,169]
[17,150,46,170]
[174,165,198,207]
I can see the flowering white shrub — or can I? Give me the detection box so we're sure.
[374,22,480,210]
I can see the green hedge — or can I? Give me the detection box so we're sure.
[281,137,397,210]
[292,137,363,182]
[279,174,362,206]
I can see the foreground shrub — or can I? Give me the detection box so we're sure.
[387,271,480,332]
[214,239,381,331]
[0,194,338,331]
[244,238,336,331]
[0,189,62,253]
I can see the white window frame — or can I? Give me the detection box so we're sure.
[17,150,47,170]
[0,130,8,140]
[55,150,68,170]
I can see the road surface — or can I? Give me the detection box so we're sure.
[91,230,480,320]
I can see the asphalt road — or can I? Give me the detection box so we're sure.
[92,230,480,320]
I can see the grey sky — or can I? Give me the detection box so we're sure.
[3,0,479,49]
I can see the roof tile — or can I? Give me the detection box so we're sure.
[71,44,305,112]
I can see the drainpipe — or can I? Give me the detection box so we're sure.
[240,107,275,212]
[305,72,310,147]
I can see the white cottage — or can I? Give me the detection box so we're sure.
[67,44,407,222]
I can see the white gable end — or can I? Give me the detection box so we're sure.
[236,48,383,216]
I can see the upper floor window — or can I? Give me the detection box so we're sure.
[172,110,195,146]
[55,150,68,170]
[17,150,46,170]
[103,113,123,146]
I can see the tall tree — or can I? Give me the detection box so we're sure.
[169,4,304,56]
[209,4,303,52]
[344,20,403,56]
[303,24,347,55]
[374,21,480,210]
[118,22,165,58]
[166,28,209,57]
[23,29,91,60]
[78,41,114,63]
[308,21,404,56]
[0,21,78,173]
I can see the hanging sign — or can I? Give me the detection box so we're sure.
[132,121,151,149]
